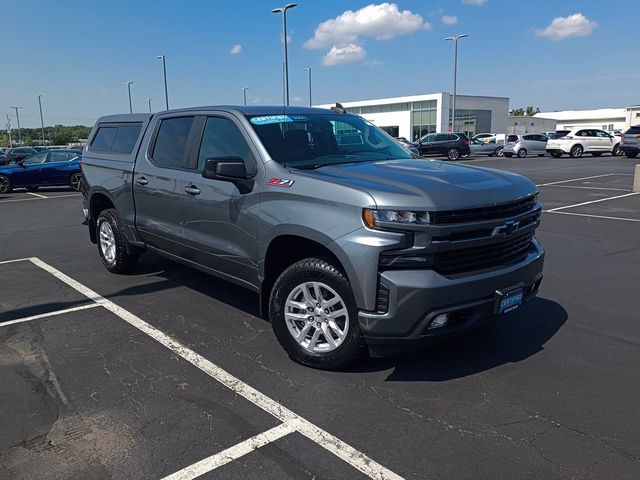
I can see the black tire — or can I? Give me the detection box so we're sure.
[517,149,527,158]
[269,258,366,370]
[625,152,639,158]
[550,151,562,158]
[447,148,460,161]
[70,172,82,191]
[0,175,12,194]
[612,144,623,156]
[495,147,504,157]
[592,152,602,157]
[96,208,140,274]
[569,144,583,158]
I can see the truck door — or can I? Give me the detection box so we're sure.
[180,114,260,289]
[133,115,198,255]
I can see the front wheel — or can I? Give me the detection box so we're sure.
[0,175,12,194]
[446,148,460,161]
[269,258,366,370]
[495,147,504,157]
[570,144,583,158]
[96,209,139,274]
[70,172,82,191]
[517,148,527,158]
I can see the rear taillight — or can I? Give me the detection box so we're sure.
[636,134,640,140]
[463,139,469,145]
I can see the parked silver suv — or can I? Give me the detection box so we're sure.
[621,125,640,158]
[503,134,548,158]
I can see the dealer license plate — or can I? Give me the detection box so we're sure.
[496,288,524,315]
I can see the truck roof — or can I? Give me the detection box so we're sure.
[94,106,344,124]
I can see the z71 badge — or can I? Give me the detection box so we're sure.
[267,177,295,188]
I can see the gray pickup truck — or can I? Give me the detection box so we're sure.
[81,106,544,369]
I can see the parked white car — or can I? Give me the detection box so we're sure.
[546,129,623,158]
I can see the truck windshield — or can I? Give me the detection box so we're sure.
[247,113,412,168]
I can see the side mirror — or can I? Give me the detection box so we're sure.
[203,156,254,194]
[203,156,247,180]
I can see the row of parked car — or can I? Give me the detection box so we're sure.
[395,125,640,160]
[0,146,83,194]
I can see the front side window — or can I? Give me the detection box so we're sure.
[248,113,411,168]
[197,117,251,171]
[152,117,195,169]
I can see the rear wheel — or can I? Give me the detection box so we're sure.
[625,151,639,158]
[447,148,460,161]
[517,149,527,158]
[269,258,366,370]
[70,172,82,191]
[495,146,504,157]
[0,175,11,194]
[612,144,623,156]
[96,208,139,274]
[569,144,583,158]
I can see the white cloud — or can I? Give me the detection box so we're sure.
[304,3,428,50]
[536,13,597,41]
[462,0,487,5]
[441,15,458,25]
[230,44,242,54]
[322,44,367,66]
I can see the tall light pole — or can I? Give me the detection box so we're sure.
[157,55,169,110]
[10,106,23,145]
[272,3,298,106]
[303,67,312,106]
[243,87,249,106]
[147,98,152,113]
[37,95,46,145]
[444,34,468,132]
[126,82,134,113]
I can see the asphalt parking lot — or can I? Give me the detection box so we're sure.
[1,154,639,479]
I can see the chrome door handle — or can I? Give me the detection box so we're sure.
[136,177,148,186]
[184,185,201,195]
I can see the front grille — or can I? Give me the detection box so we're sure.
[431,196,537,224]
[433,232,534,275]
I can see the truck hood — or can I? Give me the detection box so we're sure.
[292,158,537,210]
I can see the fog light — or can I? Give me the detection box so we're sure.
[428,314,449,329]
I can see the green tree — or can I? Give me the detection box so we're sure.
[511,106,539,116]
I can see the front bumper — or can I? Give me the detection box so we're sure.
[359,238,544,357]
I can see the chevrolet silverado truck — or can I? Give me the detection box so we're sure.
[81,106,544,369]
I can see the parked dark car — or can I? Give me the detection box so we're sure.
[620,125,640,158]
[0,149,82,193]
[414,132,470,160]
[3,147,40,164]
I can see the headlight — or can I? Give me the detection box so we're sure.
[363,208,430,229]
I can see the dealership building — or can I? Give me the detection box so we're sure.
[316,93,509,140]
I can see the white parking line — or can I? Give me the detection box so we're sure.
[545,211,640,223]
[545,192,640,212]
[0,303,100,328]
[162,422,298,480]
[0,257,32,265]
[0,193,81,204]
[536,173,621,187]
[9,257,403,480]
[26,191,48,198]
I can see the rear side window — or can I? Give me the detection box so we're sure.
[434,134,449,142]
[625,126,640,135]
[507,135,518,143]
[91,123,141,153]
[152,117,195,169]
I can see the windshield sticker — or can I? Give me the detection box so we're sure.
[267,177,295,188]
[250,115,308,125]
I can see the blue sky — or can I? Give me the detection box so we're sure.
[3,0,639,127]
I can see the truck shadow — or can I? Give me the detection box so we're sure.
[353,297,567,382]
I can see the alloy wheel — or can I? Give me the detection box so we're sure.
[0,176,9,194]
[99,221,116,264]
[70,173,82,191]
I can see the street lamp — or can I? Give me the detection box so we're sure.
[10,106,23,145]
[125,81,134,113]
[444,34,468,132]
[37,95,46,145]
[157,55,169,110]
[272,3,298,106]
[147,98,152,113]
[243,87,249,106]
[303,67,312,106]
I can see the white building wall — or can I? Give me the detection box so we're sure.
[535,109,626,131]
[455,95,510,134]
[506,116,557,135]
